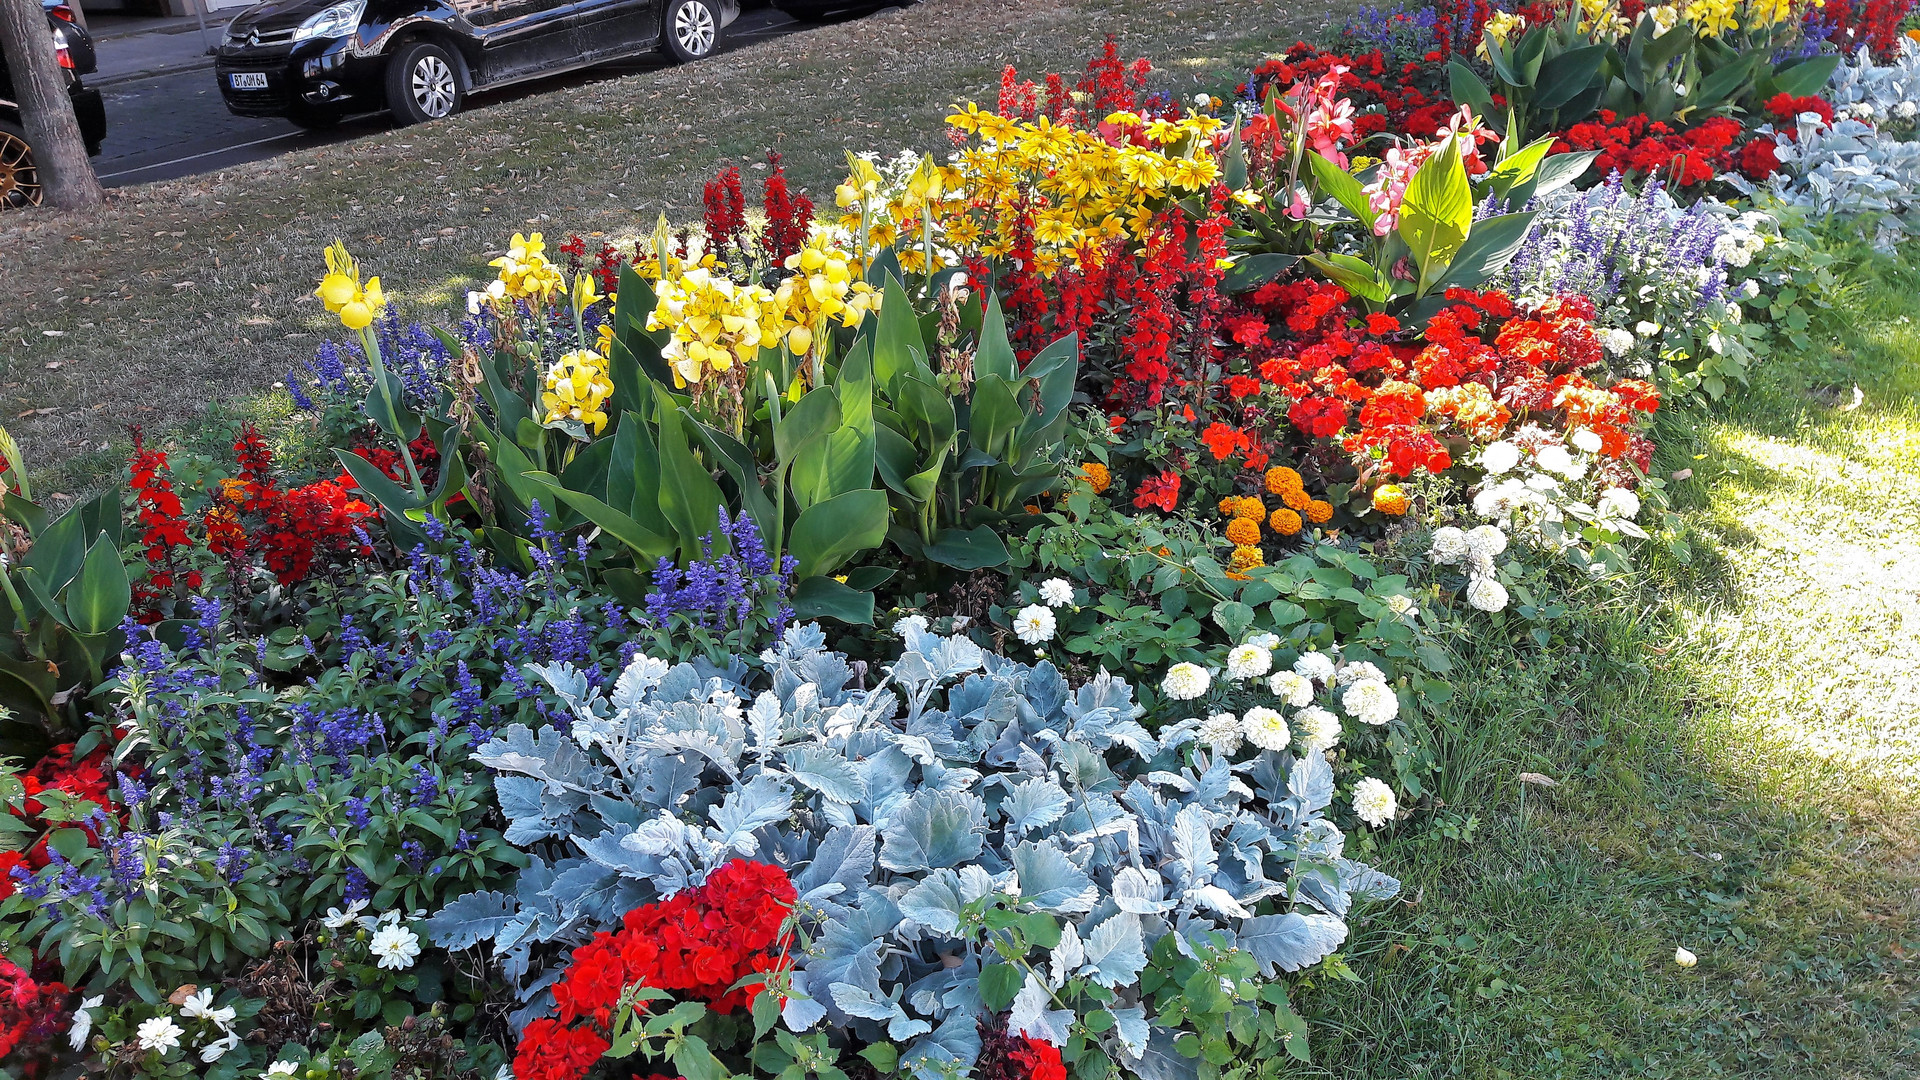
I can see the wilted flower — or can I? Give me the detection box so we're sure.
[323,899,369,929]
[1342,679,1399,726]
[1225,643,1273,680]
[1038,578,1075,607]
[1352,776,1397,827]
[69,995,103,1052]
[1013,604,1057,645]
[1267,670,1315,708]
[1673,946,1698,967]
[1162,662,1211,700]
[202,1031,243,1063]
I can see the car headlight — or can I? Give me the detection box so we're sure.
[292,0,364,42]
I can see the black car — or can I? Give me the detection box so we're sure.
[214,0,738,128]
[0,0,106,211]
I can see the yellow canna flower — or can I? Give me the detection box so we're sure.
[314,241,386,330]
[541,348,615,435]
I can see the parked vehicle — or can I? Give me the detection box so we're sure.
[0,1,106,211]
[214,0,738,128]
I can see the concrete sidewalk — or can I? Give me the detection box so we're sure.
[85,12,233,87]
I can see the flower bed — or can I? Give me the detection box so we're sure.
[0,6,1917,1080]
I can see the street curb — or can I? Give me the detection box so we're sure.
[92,56,217,89]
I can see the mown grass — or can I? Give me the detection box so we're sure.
[1299,245,1920,1079]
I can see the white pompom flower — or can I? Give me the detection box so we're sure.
[1597,487,1641,520]
[1294,706,1343,754]
[371,923,422,971]
[1225,643,1273,681]
[1480,441,1521,475]
[1535,444,1576,477]
[1570,428,1603,453]
[1352,776,1397,828]
[1466,575,1509,612]
[1197,713,1242,755]
[1293,651,1337,684]
[1428,526,1469,564]
[1162,662,1212,701]
[1342,678,1399,726]
[1038,578,1075,608]
[1464,524,1508,558]
[1241,707,1292,752]
[1267,670,1315,708]
[1334,660,1384,687]
[1013,604,1056,645]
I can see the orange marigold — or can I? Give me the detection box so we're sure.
[1218,497,1239,516]
[1305,499,1333,524]
[1280,486,1313,512]
[1263,466,1304,496]
[1080,462,1111,494]
[1230,544,1265,571]
[1225,517,1262,546]
[1232,496,1266,521]
[1372,484,1410,516]
[1269,507,1303,536]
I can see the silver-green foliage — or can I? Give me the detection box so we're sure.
[430,625,1398,1076]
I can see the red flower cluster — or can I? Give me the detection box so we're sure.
[1766,92,1835,128]
[1813,0,1915,58]
[759,153,814,267]
[1552,111,1747,187]
[0,957,69,1061]
[214,427,377,585]
[1007,1037,1067,1080]
[127,429,200,611]
[1132,469,1183,511]
[1205,282,1659,481]
[516,861,796,1080]
[4,743,128,885]
[702,165,748,264]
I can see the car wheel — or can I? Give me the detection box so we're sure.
[0,120,42,212]
[663,0,722,62]
[386,40,463,125]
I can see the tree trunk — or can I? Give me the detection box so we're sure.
[0,0,103,211]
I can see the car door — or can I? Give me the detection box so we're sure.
[567,0,659,62]
[452,0,581,84]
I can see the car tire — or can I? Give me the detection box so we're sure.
[0,119,41,212]
[386,39,464,125]
[663,0,723,62]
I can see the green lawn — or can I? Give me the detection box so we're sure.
[1302,249,1920,1079]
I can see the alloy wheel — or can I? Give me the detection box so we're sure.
[0,129,41,212]
[674,1,715,57]
[411,55,457,119]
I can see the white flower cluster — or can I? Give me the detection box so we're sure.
[323,899,425,970]
[111,986,243,1064]
[1461,433,1651,583]
[1429,522,1512,612]
[1009,578,1077,646]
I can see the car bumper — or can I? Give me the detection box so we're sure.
[214,36,384,118]
[69,83,104,156]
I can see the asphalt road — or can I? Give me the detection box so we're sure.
[92,5,817,186]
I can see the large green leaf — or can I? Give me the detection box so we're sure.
[923,525,1010,570]
[1534,43,1607,111]
[693,422,777,547]
[1303,253,1390,305]
[895,373,958,455]
[974,292,1018,383]
[776,386,843,466]
[606,410,666,531]
[1018,332,1079,443]
[1508,149,1596,204]
[363,363,423,442]
[1484,136,1556,198]
[871,273,928,390]
[1,493,47,538]
[79,489,122,551]
[1437,211,1539,289]
[522,473,676,562]
[874,424,920,500]
[335,450,426,515]
[653,391,726,557]
[788,489,890,579]
[23,506,86,597]
[791,575,876,624]
[1448,61,1500,130]
[1396,138,1473,286]
[1763,54,1840,99]
[66,534,130,637]
[1307,151,1378,231]
[792,340,877,510]
[968,374,1023,463]
[1222,253,1303,294]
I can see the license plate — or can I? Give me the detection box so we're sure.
[229,72,268,90]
